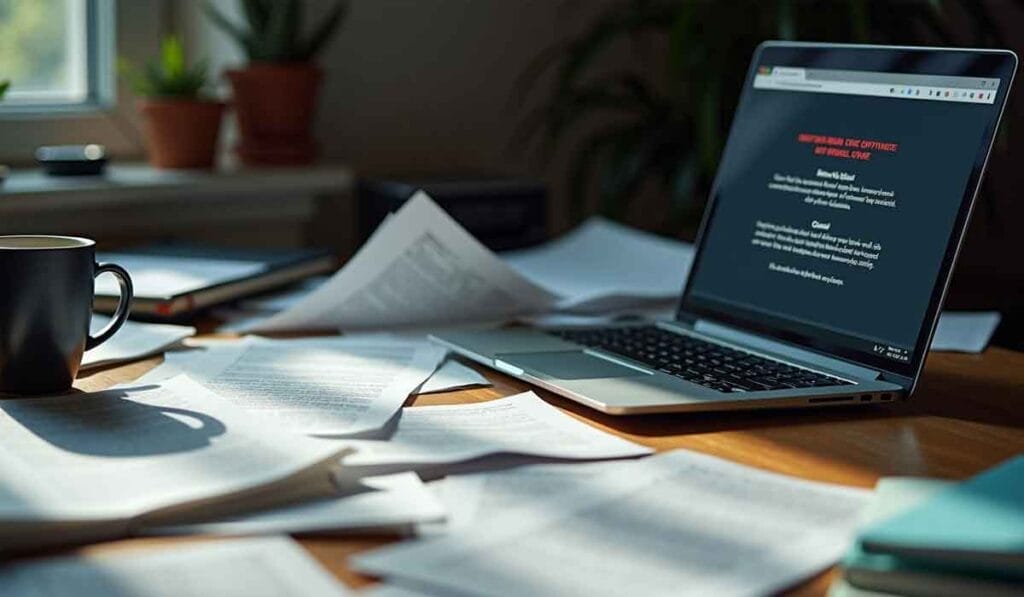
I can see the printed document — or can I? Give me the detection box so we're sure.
[148,473,445,537]
[0,375,346,522]
[503,217,694,312]
[354,449,870,597]
[0,537,350,597]
[239,192,558,332]
[139,336,446,437]
[82,315,195,370]
[342,392,651,476]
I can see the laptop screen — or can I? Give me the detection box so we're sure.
[680,44,1015,379]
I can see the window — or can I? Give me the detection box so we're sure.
[0,0,114,114]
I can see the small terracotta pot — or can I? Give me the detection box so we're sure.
[226,63,323,166]
[138,99,225,169]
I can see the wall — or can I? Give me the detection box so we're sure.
[181,0,616,232]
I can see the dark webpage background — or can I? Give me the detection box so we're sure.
[687,85,992,361]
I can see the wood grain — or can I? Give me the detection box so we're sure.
[60,343,1024,594]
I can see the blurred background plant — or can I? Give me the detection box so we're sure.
[204,0,348,63]
[119,36,209,98]
[0,79,9,101]
[515,0,1016,236]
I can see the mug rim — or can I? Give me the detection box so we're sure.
[0,235,95,251]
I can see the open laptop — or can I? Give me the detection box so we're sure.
[432,42,1017,415]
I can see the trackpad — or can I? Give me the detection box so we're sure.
[499,351,648,380]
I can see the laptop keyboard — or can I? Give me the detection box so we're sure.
[548,326,853,393]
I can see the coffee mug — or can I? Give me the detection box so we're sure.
[0,236,133,395]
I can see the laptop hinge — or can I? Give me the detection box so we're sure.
[681,319,883,380]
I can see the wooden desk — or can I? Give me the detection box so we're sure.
[67,344,1024,595]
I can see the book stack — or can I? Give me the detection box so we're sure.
[835,456,1024,596]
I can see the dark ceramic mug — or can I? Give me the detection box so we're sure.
[0,236,133,395]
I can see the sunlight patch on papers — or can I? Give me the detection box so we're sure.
[0,537,351,597]
[138,336,446,437]
[354,450,870,597]
[147,473,445,537]
[341,392,652,477]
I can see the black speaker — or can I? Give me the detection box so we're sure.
[358,176,548,251]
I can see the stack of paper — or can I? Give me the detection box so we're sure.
[341,392,653,478]
[354,449,871,596]
[0,537,352,596]
[138,336,448,437]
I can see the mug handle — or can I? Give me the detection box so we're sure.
[86,262,134,350]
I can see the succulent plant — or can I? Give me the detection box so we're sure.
[204,0,348,63]
[119,36,209,98]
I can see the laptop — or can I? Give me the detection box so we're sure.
[431,42,1017,415]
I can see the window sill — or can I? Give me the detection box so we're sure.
[0,162,355,249]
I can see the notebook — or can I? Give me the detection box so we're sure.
[859,456,1024,575]
[93,245,335,320]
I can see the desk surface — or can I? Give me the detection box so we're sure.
[69,342,1024,595]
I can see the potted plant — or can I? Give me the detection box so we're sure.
[120,36,224,169]
[205,0,348,166]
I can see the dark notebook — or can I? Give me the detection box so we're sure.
[94,245,335,321]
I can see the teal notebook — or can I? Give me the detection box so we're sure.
[859,455,1024,574]
[839,477,1024,597]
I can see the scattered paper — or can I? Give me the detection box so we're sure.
[341,392,652,476]
[138,336,446,437]
[354,450,870,597]
[0,537,351,597]
[81,315,195,371]
[147,473,445,537]
[416,460,633,537]
[417,359,490,394]
[0,375,345,523]
[503,217,694,313]
[95,252,265,298]
[238,192,558,333]
[930,311,1001,353]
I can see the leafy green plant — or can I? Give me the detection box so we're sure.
[204,0,348,62]
[0,79,9,101]
[516,0,1015,231]
[119,36,209,98]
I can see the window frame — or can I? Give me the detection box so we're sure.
[0,0,117,118]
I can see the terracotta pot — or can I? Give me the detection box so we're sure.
[226,63,323,166]
[138,99,225,169]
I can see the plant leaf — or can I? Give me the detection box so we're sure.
[204,1,254,58]
[299,0,348,60]
[0,79,9,101]
[265,0,300,60]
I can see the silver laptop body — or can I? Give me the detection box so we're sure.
[431,42,1016,415]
